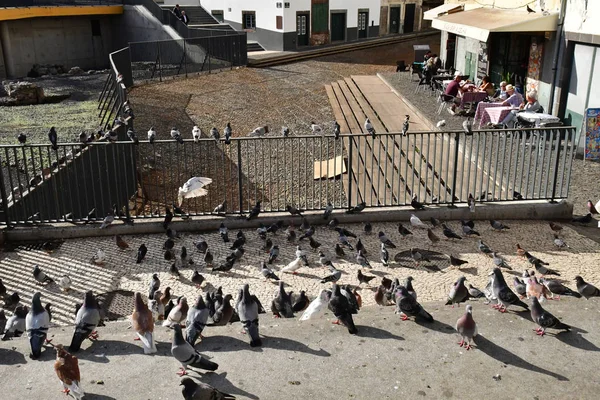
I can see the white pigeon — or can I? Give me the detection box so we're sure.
[249,126,268,137]
[410,214,427,229]
[58,275,71,292]
[177,176,212,206]
[295,246,307,259]
[436,120,446,128]
[299,289,331,321]
[282,257,303,274]
[595,200,600,214]
[170,127,180,139]
[463,117,473,135]
[192,126,201,142]
[147,127,156,144]
[364,118,375,136]
[310,122,323,135]
[553,235,569,249]
[90,249,105,265]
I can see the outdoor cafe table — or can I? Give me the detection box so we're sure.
[459,90,487,110]
[484,106,516,127]
[474,102,506,128]
[517,112,561,126]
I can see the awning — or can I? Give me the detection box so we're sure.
[431,8,559,42]
[423,3,463,20]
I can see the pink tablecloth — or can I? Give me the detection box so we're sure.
[474,103,509,128]
[459,91,488,108]
[484,106,514,126]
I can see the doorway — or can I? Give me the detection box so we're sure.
[297,13,310,46]
[446,33,456,69]
[389,7,400,34]
[358,11,368,39]
[331,12,346,42]
[404,3,415,33]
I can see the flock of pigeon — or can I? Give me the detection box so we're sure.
[1,197,600,399]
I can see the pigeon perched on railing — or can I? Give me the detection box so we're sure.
[192,126,201,142]
[171,127,184,144]
[401,115,410,136]
[311,122,322,135]
[224,122,232,144]
[147,126,156,144]
[48,127,58,150]
[333,121,340,139]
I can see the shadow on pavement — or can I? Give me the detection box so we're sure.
[201,372,259,400]
[75,339,171,363]
[556,331,600,351]
[474,335,569,381]
[356,325,404,340]
[85,394,117,400]
[0,347,27,365]
[416,319,455,335]
[202,334,330,357]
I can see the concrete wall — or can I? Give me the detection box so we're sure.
[379,1,424,35]
[564,0,600,36]
[0,16,113,78]
[111,5,182,49]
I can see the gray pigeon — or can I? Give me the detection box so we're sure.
[271,281,294,318]
[467,284,484,298]
[171,324,218,376]
[477,240,493,256]
[575,276,600,299]
[378,231,396,248]
[237,284,262,347]
[395,286,433,322]
[186,296,210,347]
[321,264,342,283]
[490,220,510,231]
[404,276,417,300]
[26,292,50,359]
[260,262,279,281]
[328,284,358,334]
[530,297,570,336]
[33,265,53,285]
[149,274,160,300]
[1,305,28,340]
[356,249,371,268]
[69,291,101,352]
[490,268,529,312]
[445,276,469,307]
[540,278,581,299]
[455,304,477,350]
[211,294,234,325]
[380,243,389,266]
[179,377,236,400]
[513,277,526,297]
[492,252,512,270]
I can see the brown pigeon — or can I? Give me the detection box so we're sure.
[131,292,156,354]
[455,304,477,350]
[54,344,84,399]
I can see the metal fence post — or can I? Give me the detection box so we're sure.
[0,155,12,228]
[183,39,188,78]
[549,129,562,203]
[208,39,212,73]
[237,141,244,213]
[348,136,353,208]
[450,133,460,207]
[157,41,162,82]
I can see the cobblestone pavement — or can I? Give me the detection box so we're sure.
[1,218,599,327]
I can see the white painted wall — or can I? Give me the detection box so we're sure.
[165,0,380,33]
[564,0,600,36]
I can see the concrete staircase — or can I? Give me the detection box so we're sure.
[247,41,266,52]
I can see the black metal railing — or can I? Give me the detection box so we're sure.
[0,0,122,6]
[129,35,246,82]
[97,47,131,130]
[0,127,576,226]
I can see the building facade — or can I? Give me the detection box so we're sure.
[379,1,443,35]
[166,0,382,51]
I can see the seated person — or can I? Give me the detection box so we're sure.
[495,81,508,100]
[432,54,442,70]
[443,72,464,113]
[424,51,432,62]
[478,75,495,96]
[500,90,541,128]
[501,84,523,108]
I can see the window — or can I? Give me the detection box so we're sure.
[212,10,224,23]
[91,19,101,36]
[276,16,283,30]
[242,11,256,30]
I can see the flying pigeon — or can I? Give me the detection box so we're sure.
[171,127,184,144]
[185,296,210,347]
[132,293,157,354]
[401,115,410,136]
[178,176,212,206]
[455,304,477,350]
[364,118,375,137]
[171,324,218,376]
[329,284,358,334]
[530,297,570,336]
[271,281,294,318]
[300,289,330,321]
[69,291,101,352]
[311,122,323,135]
[179,377,235,400]
[395,286,433,322]
[26,292,50,359]
[237,284,262,347]
[490,268,529,312]
[445,276,469,307]
[575,276,600,299]
[54,345,85,399]
[249,126,269,137]
[192,125,201,142]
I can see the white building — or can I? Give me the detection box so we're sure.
[165,0,381,50]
